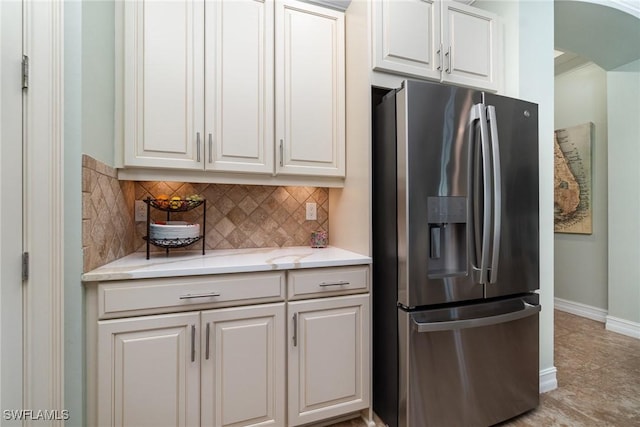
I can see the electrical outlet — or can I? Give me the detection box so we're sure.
[134,200,147,222]
[305,202,317,221]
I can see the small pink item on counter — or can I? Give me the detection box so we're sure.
[310,230,328,248]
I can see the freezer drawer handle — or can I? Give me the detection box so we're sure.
[412,302,540,333]
[318,281,350,287]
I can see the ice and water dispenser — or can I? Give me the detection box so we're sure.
[427,196,467,277]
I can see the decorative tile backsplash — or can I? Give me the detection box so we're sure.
[81,155,330,272]
[134,182,329,253]
[82,155,136,273]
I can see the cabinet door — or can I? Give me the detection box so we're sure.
[97,312,200,427]
[201,303,285,427]
[275,0,345,177]
[288,294,370,426]
[123,0,204,169]
[441,1,498,90]
[372,0,441,80]
[204,0,274,174]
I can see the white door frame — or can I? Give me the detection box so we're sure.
[22,0,65,423]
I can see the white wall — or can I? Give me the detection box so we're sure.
[476,0,556,390]
[554,63,608,310]
[329,0,371,256]
[475,0,520,96]
[607,59,640,326]
[518,0,555,389]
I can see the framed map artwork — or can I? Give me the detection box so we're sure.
[553,122,593,234]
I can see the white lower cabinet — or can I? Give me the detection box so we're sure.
[287,294,370,426]
[201,304,285,427]
[97,304,285,427]
[89,266,370,427]
[97,312,201,427]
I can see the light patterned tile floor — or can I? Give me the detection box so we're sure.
[328,310,640,427]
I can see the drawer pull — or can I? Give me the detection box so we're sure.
[179,292,221,300]
[318,281,350,287]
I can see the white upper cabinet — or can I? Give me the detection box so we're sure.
[204,0,274,174]
[373,0,441,81]
[373,0,498,91]
[276,0,346,177]
[441,1,497,90]
[119,0,346,182]
[123,0,204,169]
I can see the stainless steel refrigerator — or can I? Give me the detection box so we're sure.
[372,79,540,427]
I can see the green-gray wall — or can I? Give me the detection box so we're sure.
[64,1,115,425]
[607,59,640,325]
[81,0,115,166]
[64,0,83,425]
[554,63,608,311]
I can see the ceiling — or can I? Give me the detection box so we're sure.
[555,0,640,71]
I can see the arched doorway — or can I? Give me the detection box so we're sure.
[554,0,640,336]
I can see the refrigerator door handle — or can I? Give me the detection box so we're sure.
[469,117,481,279]
[487,105,502,284]
[411,301,540,333]
[469,103,492,284]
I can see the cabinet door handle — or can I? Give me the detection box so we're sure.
[190,325,196,363]
[445,47,451,74]
[196,132,201,162]
[318,281,350,287]
[179,292,221,300]
[205,322,210,360]
[436,43,442,71]
[292,313,298,347]
[208,133,213,163]
[279,139,284,167]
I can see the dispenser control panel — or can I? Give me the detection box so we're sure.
[427,196,467,223]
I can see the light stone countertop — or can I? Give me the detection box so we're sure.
[81,246,371,283]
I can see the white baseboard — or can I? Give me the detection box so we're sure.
[554,297,607,322]
[539,367,558,393]
[605,315,640,339]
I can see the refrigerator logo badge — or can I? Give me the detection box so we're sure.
[524,110,531,118]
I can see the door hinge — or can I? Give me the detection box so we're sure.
[22,55,29,89]
[22,252,29,281]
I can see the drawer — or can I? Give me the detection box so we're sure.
[97,271,285,319]
[288,265,369,299]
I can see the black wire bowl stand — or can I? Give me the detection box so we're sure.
[144,197,207,259]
